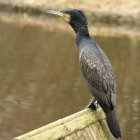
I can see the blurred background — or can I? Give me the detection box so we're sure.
[0,0,140,140]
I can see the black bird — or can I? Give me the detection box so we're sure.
[48,9,121,139]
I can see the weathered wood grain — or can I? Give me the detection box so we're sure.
[14,108,112,140]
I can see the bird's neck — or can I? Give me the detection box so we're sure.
[76,31,91,47]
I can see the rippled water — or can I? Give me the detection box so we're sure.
[0,20,140,140]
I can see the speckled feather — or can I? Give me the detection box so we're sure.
[79,38,116,110]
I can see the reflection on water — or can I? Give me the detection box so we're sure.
[0,21,140,140]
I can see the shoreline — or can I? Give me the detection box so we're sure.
[0,0,140,38]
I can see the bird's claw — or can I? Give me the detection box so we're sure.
[86,100,98,110]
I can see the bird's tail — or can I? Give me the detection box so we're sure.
[106,110,121,139]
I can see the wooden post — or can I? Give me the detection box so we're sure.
[14,108,113,140]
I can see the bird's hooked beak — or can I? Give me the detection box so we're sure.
[47,10,71,22]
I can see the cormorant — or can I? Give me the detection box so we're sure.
[48,9,121,139]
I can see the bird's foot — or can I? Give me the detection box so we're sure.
[86,98,98,110]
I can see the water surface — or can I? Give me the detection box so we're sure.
[0,21,140,140]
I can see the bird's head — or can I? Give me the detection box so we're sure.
[48,9,89,35]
